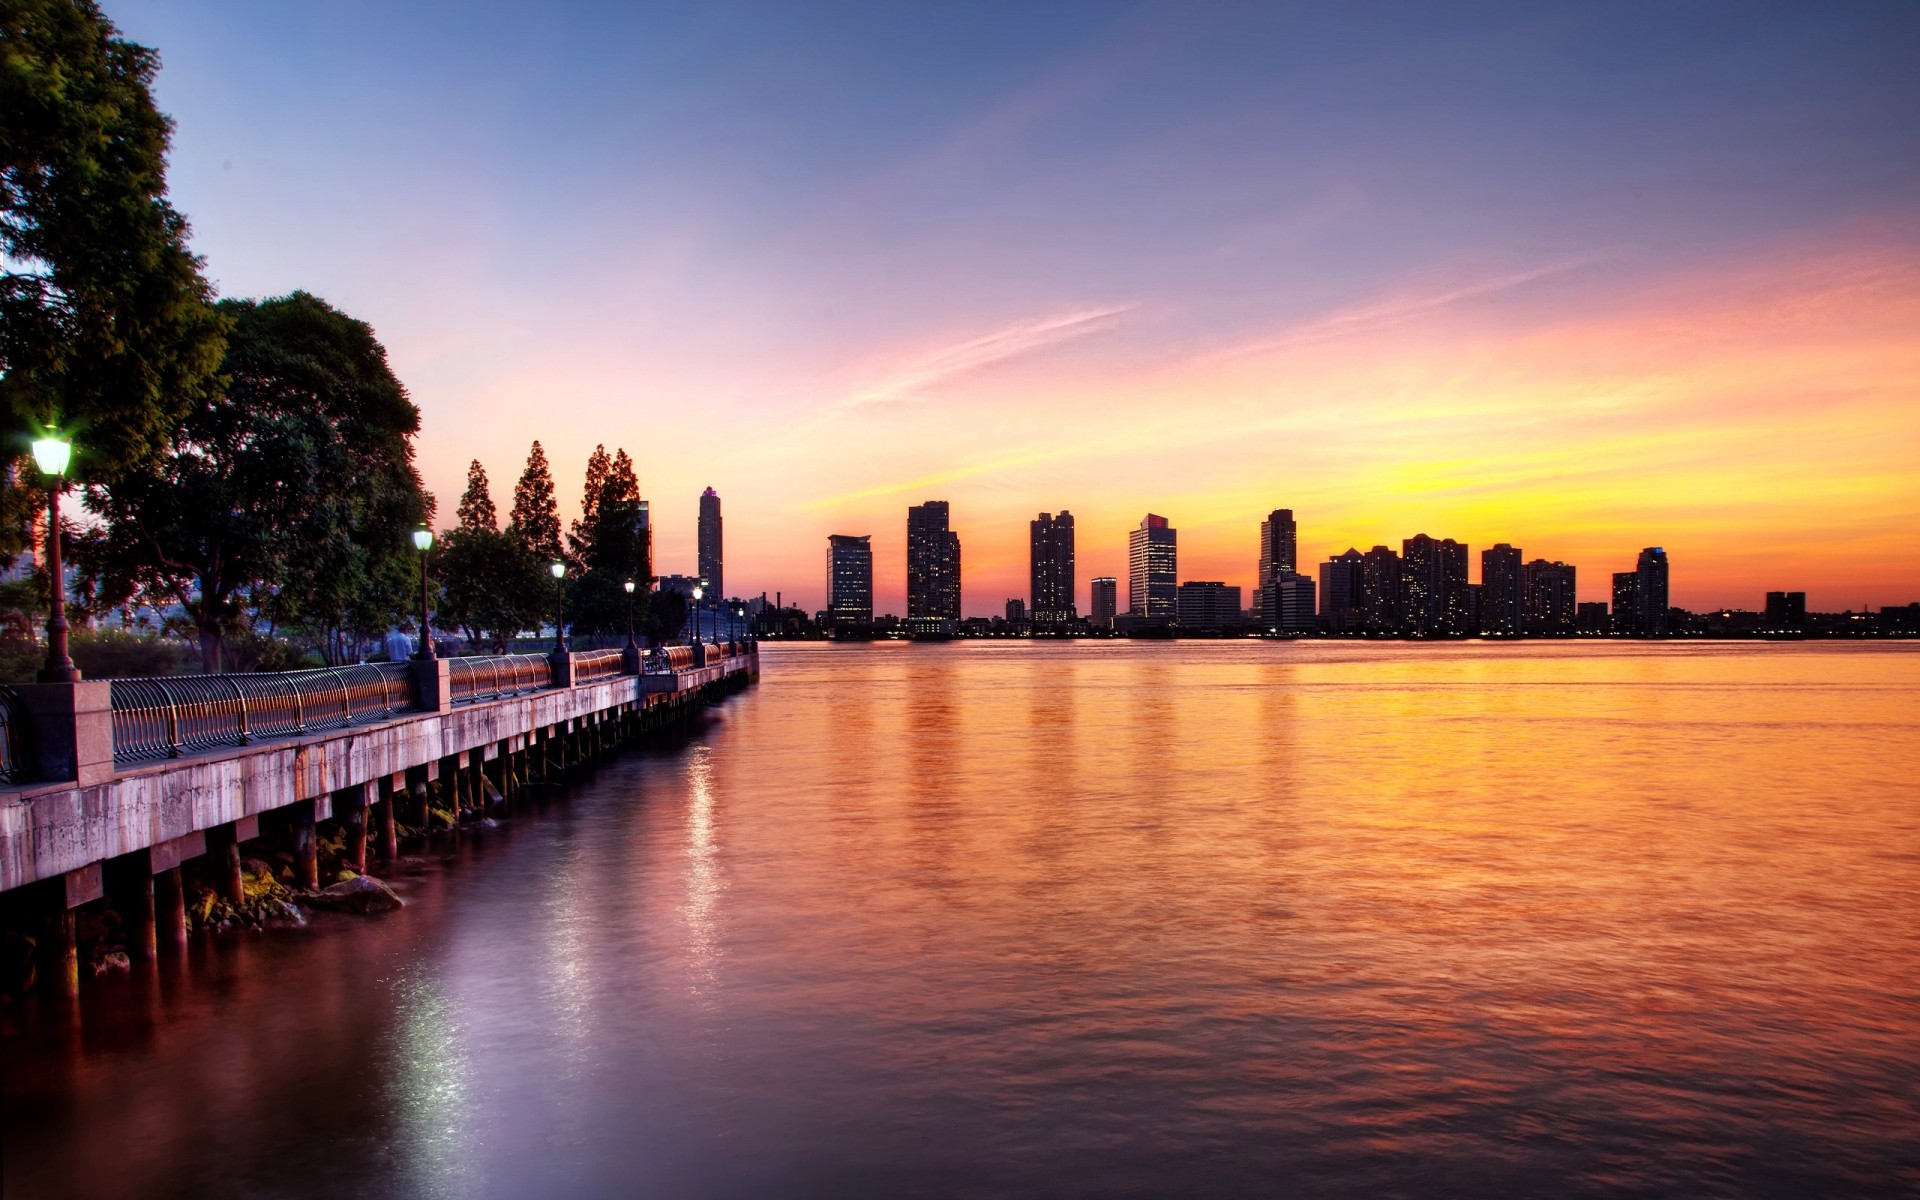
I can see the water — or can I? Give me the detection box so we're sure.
[5,642,1919,1198]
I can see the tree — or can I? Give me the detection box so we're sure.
[1,0,227,558]
[455,459,496,532]
[509,441,561,566]
[568,443,609,566]
[437,458,545,648]
[568,447,654,638]
[83,291,429,670]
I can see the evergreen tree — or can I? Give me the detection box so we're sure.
[568,444,610,565]
[509,441,561,564]
[455,459,497,532]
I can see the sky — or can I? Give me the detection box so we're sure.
[110,0,1920,615]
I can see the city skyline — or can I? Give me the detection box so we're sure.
[109,3,1920,617]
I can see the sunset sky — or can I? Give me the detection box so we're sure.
[115,1,1920,615]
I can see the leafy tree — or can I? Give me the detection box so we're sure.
[437,458,545,648]
[454,459,496,531]
[509,441,561,566]
[568,443,609,566]
[566,446,655,638]
[83,291,429,670]
[1,0,227,558]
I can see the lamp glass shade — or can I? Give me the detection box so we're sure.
[691,586,703,600]
[412,528,434,551]
[624,579,635,594]
[31,437,71,477]
[551,561,566,578]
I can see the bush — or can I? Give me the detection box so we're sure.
[69,629,194,678]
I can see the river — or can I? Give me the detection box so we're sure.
[5,641,1918,1198]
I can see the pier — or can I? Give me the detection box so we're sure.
[0,642,758,996]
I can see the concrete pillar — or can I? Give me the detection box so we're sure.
[13,681,116,786]
[412,657,453,713]
[155,867,188,954]
[208,825,245,908]
[339,788,368,874]
[377,777,400,862]
[116,852,158,962]
[44,905,78,999]
[288,799,318,891]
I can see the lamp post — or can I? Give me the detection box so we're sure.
[690,585,703,645]
[623,579,637,650]
[551,561,568,651]
[412,525,436,660]
[31,435,79,683]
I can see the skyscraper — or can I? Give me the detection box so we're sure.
[826,535,872,625]
[697,487,722,599]
[906,501,961,620]
[1176,581,1241,629]
[1255,508,1298,627]
[1636,547,1670,635]
[1764,591,1807,633]
[1128,514,1178,619]
[1090,577,1118,629]
[1402,534,1470,635]
[1360,545,1402,633]
[1029,511,1076,625]
[1611,571,1641,634]
[1480,544,1523,636]
[1320,548,1365,632]
[1276,574,1317,634]
[1521,560,1577,634]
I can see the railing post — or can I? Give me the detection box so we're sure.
[12,682,115,786]
[549,647,576,688]
[223,677,251,745]
[156,679,182,757]
[411,657,453,713]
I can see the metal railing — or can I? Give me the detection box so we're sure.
[448,654,552,703]
[0,685,29,784]
[655,645,698,672]
[110,663,416,763]
[572,648,627,684]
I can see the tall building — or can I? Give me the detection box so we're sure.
[1276,574,1317,634]
[1636,547,1670,636]
[826,534,873,625]
[1360,545,1401,633]
[1402,534,1470,635]
[1522,559,1577,634]
[1252,508,1298,627]
[1320,548,1365,632]
[1005,597,1027,624]
[1176,581,1241,629]
[906,501,961,620]
[1764,591,1807,633]
[1128,514,1178,620]
[1480,544,1523,635]
[697,487,723,598]
[1029,511,1077,625]
[1611,571,1641,634]
[1090,577,1118,629]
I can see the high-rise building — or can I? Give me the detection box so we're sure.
[1253,509,1297,626]
[1360,545,1402,633]
[1611,571,1641,634]
[1402,534,1470,636]
[1577,601,1610,634]
[1276,574,1317,633]
[1320,548,1365,632]
[906,501,961,620]
[1522,559,1577,634]
[826,535,873,625]
[1764,591,1807,633]
[1029,511,1077,625]
[1176,581,1241,629]
[697,487,723,599]
[1005,597,1027,624]
[1636,547,1670,636]
[1128,514,1178,620]
[1090,577,1118,629]
[1480,544,1523,636]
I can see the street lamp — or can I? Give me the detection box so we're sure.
[551,561,567,651]
[690,585,703,645]
[31,434,79,683]
[411,525,436,660]
[623,579,637,650]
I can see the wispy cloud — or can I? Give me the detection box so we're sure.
[830,305,1129,414]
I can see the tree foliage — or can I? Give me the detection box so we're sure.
[509,441,561,566]
[1,0,227,557]
[82,291,429,669]
[437,457,546,648]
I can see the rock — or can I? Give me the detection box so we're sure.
[92,950,130,975]
[303,875,403,916]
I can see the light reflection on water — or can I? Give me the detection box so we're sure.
[4,641,1919,1199]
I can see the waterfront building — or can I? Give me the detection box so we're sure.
[1006,597,1027,624]
[1176,581,1241,630]
[1403,534,1470,636]
[1276,573,1317,634]
[1360,545,1401,633]
[827,534,873,625]
[1578,601,1610,633]
[1611,571,1641,634]
[1764,591,1807,633]
[1636,547,1670,635]
[906,501,962,620]
[1090,576,1118,629]
[1129,514,1178,620]
[697,487,723,598]
[1319,549,1365,632]
[1480,544,1523,635]
[1522,559,1578,634]
[1029,511,1077,626]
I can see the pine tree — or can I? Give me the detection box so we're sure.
[509,441,561,564]
[456,460,497,533]
[569,444,611,564]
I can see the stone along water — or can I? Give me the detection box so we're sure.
[4,642,1918,1198]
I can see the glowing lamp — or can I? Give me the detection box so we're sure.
[32,436,71,477]
[412,527,433,552]
[551,561,566,579]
